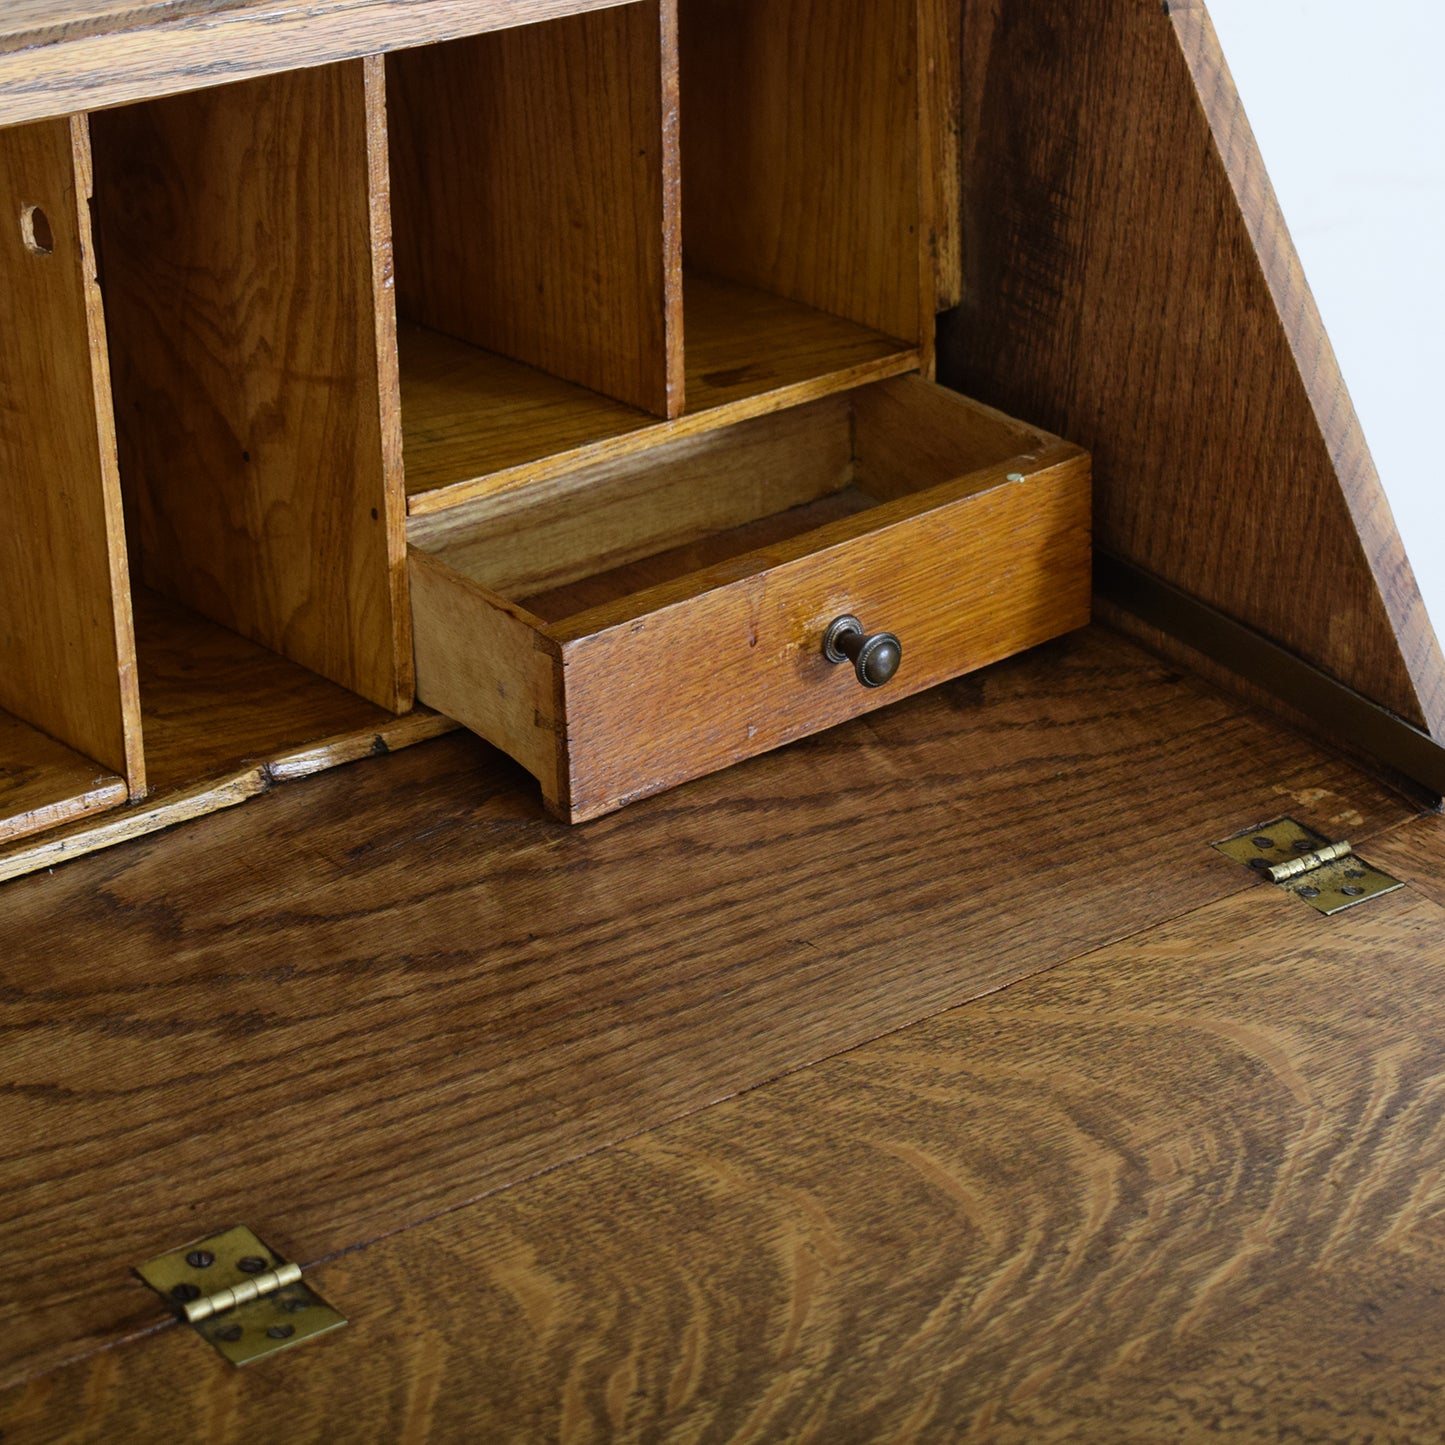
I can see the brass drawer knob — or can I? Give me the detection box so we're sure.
[823,615,903,689]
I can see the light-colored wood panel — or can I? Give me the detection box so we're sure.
[0,628,1419,1389]
[410,394,855,596]
[519,486,878,622]
[946,0,1445,738]
[558,450,1091,819]
[0,708,126,845]
[1,784,1436,1429]
[681,0,924,343]
[400,275,919,513]
[854,372,1051,500]
[0,0,641,126]
[0,115,142,788]
[90,58,411,713]
[387,1,681,418]
[408,549,562,798]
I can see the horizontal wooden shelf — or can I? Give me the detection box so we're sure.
[401,273,921,517]
[0,708,128,846]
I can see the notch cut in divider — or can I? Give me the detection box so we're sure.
[386,0,683,420]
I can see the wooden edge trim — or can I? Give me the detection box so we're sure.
[0,708,457,884]
[1097,550,1445,801]
[0,0,642,127]
[1168,0,1445,740]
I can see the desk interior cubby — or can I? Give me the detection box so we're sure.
[393,0,941,518]
[0,60,416,851]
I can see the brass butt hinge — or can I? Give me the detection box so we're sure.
[1213,816,1403,914]
[137,1225,346,1365]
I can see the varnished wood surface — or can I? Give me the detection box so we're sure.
[90,59,411,713]
[0,708,126,845]
[400,275,918,514]
[0,590,454,884]
[411,378,1086,820]
[943,0,1445,739]
[387,1,682,419]
[554,447,1091,821]
[681,0,924,346]
[0,628,1418,1389]
[0,116,142,788]
[0,0,640,127]
[8,815,1445,1441]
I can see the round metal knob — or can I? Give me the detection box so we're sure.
[823,615,903,689]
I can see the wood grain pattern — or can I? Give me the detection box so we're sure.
[89,57,411,713]
[400,275,919,514]
[0,708,126,844]
[0,115,143,788]
[0,0,641,127]
[0,590,454,884]
[387,1,682,418]
[942,0,1445,738]
[8,822,1445,1440]
[681,0,924,344]
[0,626,1417,1389]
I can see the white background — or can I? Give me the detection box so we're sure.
[1206,0,1444,639]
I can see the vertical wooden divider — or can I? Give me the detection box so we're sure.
[89,57,413,714]
[386,0,683,420]
[679,0,925,348]
[0,115,144,794]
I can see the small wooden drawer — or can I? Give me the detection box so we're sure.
[408,376,1092,821]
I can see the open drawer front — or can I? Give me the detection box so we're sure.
[409,376,1092,821]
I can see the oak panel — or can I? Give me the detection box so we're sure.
[10,840,1445,1439]
[943,0,1445,737]
[0,115,142,786]
[0,628,1417,1387]
[0,1,642,126]
[681,0,923,345]
[90,58,411,712]
[387,1,682,419]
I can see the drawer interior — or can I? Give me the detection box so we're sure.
[411,376,1064,629]
[408,375,1090,822]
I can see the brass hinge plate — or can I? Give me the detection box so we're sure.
[137,1225,346,1366]
[1214,816,1403,915]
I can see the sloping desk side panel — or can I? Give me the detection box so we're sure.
[942,0,1445,740]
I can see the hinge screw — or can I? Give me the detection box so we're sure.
[237,1256,268,1274]
[171,1283,201,1303]
[185,1251,215,1269]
